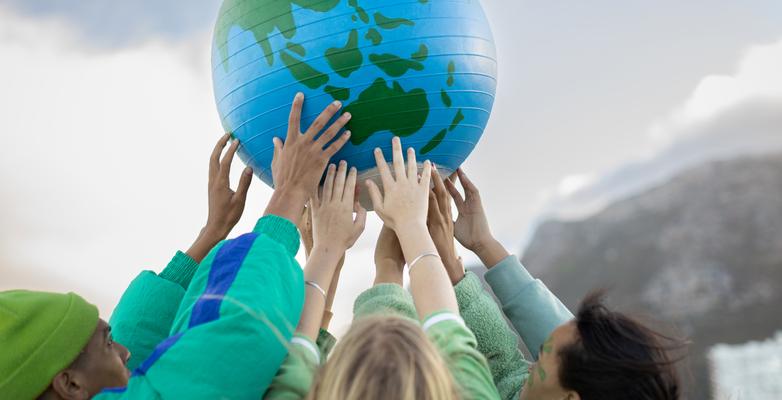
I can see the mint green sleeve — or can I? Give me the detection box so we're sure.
[455,272,530,400]
[352,283,418,321]
[317,328,337,359]
[484,256,574,360]
[264,335,321,400]
[108,251,199,371]
[424,312,501,400]
[96,215,305,400]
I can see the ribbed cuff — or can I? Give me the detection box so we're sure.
[159,251,200,290]
[484,255,534,303]
[353,283,412,313]
[253,215,300,256]
[454,271,483,311]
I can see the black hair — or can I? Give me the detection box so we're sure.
[558,290,686,400]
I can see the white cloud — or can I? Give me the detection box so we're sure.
[539,38,782,224]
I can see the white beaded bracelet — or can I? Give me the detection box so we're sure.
[407,251,441,272]
[305,281,327,299]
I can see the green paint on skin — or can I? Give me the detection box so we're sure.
[446,61,456,86]
[325,85,350,101]
[374,12,415,29]
[369,53,424,77]
[411,44,428,62]
[421,129,447,154]
[365,28,383,46]
[542,336,554,354]
[280,51,330,89]
[448,109,464,131]
[538,365,547,382]
[440,90,452,107]
[343,78,430,145]
[325,29,363,78]
[214,0,340,69]
[286,42,306,56]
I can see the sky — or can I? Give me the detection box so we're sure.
[1,0,781,335]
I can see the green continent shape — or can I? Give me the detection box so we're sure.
[286,42,306,56]
[449,109,464,131]
[411,44,428,62]
[447,60,455,86]
[370,53,424,77]
[280,50,329,89]
[214,0,340,70]
[325,85,351,101]
[365,28,383,46]
[440,90,452,107]
[421,128,447,154]
[374,12,415,29]
[343,78,430,145]
[326,29,363,78]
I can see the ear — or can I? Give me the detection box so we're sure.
[50,370,90,400]
[562,391,580,400]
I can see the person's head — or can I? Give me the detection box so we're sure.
[0,290,131,400]
[308,314,459,400]
[519,291,684,400]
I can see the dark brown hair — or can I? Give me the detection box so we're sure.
[558,291,685,400]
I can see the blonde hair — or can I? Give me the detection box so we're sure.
[307,314,459,400]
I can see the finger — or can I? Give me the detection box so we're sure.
[220,139,241,181]
[445,178,466,212]
[457,168,479,195]
[352,201,367,237]
[427,190,438,225]
[419,160,432,189]
[315,112,352,148]
[210,133,231,182]
[373,147,393,188]
[343,166,358,204]
[365,180,383,213]
[431,166,450,216]
[333,161,348,202]
[324,131,351,158]
[391,136,405,181]
[313,186,322,209]
[235,167,253,201]
[305,100,342,139]
[406,147,417,179]
[323,163,336,202]
[287,92,304,139]
[272,137,283,164]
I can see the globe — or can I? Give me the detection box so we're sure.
[211,0,497,206]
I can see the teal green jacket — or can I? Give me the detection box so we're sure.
[96,215,304,400]
[350,256,573,400]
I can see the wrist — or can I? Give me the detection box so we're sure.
[264,188,308,223]
[474,238,509,269]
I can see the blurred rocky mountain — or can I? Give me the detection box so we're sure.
[522,152,782,399]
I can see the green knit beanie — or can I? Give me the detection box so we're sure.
[0,290,99,399]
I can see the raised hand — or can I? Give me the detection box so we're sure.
[311,161,367,252]
[186,134,253,262]
[427,166,465,285]
[365,136,431,232]
[445,168,509,268]
[298,161,366,340]
[265,93,352,224]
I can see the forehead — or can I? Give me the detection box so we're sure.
[86,319,109,348]
[549,320,578,350]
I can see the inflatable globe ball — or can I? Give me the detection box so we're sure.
[211,0,497,207]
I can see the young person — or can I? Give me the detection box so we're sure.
[265,137,500,400]
[0,92,352,399]
[442,168,684,400]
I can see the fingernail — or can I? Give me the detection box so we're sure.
[340,160,347,166]
[330,163,336,169]
[343,112,351,119]
[374,147,381,153]
[344,131,351,137]
[244,167,253,175]
[350,167,357,173]
[295,92,303,100]
[332,100,342,108]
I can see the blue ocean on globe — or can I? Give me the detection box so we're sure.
[211,0,497,205]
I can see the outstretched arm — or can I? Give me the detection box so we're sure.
[446,168,574,360]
